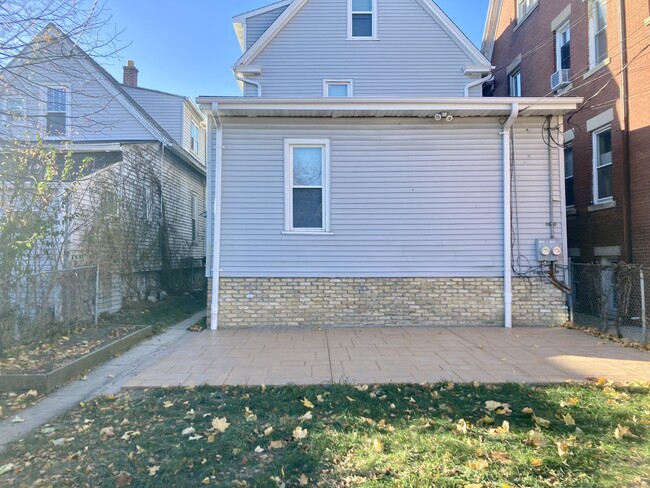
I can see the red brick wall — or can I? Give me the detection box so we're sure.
[489,0,650,264]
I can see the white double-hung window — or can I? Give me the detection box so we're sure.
[517,0,538,21]
[593,126,613,203]
[348,0,377,39]
[46,87,68,137]
[589,0,608,67]
[284,139,330,233]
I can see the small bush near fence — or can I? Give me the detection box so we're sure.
[570,262,648,344]
[0,266,97,355]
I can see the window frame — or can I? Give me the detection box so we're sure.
[509,68,522,97]
[555,21,571,72]
[190,121,200,155]
[347,0,378,40]
[564,144,575,208]
[191,193,199,242]
[144,182,153,222]
[283,139,331,234]
[45,86,70,139]
[5,97,26,118]
[323,80,353,97]
[592,125,613,204]
[589,0,608,68]
[517,0,538,22]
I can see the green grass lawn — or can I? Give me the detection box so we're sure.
[1,381,648,487]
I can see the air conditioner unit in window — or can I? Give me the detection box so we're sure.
[551,69,571,91]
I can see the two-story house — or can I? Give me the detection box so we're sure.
[1,24,207,319]
[483,0,650,270]
[199,0,581,330]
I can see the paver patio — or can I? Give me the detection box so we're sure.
[124,327,650,387]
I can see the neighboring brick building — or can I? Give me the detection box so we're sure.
[483,0,650,267]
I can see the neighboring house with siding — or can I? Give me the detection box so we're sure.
[1,24,206,318]
[482,0,650,269]
[199,0,581,330]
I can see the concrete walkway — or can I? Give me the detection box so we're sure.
[125,326,650,387]
[0,310,206,455]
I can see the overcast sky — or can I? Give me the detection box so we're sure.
[103,0,490,99]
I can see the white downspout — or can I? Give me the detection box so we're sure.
[233,69,262,97]
[464,74,493,97]
[501,103,519,329]
[209,103,223,330]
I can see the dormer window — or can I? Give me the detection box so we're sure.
[324,80,353,97]
[348,0,377,39]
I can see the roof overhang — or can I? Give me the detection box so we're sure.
[197,97,582,119]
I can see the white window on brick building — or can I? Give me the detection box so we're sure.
[589,0,608,68]
[592,126,612,204]
[517,0,538,21]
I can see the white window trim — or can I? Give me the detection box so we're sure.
[517,0,538,23]
[508,67,522,97]
[323,79,354,97]
[592,125,613,205]
[190,121,200,155]
[588,0,608,69]
[284,138,331,234]
[347,0,378,40]
[555,21,570,72]
[44,85,71,140]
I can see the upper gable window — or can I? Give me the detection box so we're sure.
[348,0,377,39]
[46,87,68,137]
[190,121,200,155]
[324,80,353,97]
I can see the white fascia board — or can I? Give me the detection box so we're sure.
[236,0,310,67]
[46,142,123,153]
[481,0,503,60]
[415,0,491,67]
[464,65,495,74]
[233,66,263,75]
[197,96,582,114]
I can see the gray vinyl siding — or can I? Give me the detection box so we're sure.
[123,86,185,144]
[246,5,290,49]
[214,116,562,278]
[243,0,479,97]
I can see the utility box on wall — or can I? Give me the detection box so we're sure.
[536,239,563,262]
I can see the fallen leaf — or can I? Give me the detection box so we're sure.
[560,397,579,408]
[299,411,313,421]
[302,398,315,409]
[299,474,309,486]
[614,425,631,440]
[244,407,257,422]
[530,457,544,467]
[293,426,308,441]
[0,463,14,475]
[188,435,204,441]
[41,427,56,435]
[116,471,133,487]
[202,477,211,485]
[212,417,230,433]
[264,426,274,436]
[522,407,534,415]
[467,458,490,470]
[355,385,369,391]
[163,401,174,409]
[346,396,356,402]
[534,415,551,428]
[455,419,468,435]
[485,401,511,415]
[254,446,264,453]
[148,465,160,476]
[182,427,196,436]
[269,440,285,449]
[100,427,115,439]
[490,451,512,464]
[527,430,546,447]
[316,395,324,402]
[184,409,196,421]
[372,438,383,453]
[557,441,569,457]
[563,413,576,426]
[10,416,24,423]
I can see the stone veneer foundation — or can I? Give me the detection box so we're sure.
[207,277,568,328]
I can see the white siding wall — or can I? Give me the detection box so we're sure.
[123,86,185,144]
[214,116,563,278]
[246,5,289,49]
[243,0,479,97]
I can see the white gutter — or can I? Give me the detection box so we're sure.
[500,103,519,329]
[464,74,494,97]
[233,67,262,97]
[209,103,224,330]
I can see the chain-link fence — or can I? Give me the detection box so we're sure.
[0,265,98,353]
[570,263,647,344]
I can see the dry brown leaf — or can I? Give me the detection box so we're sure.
[100,426,115,439]
[614,425,631,440]
[0,464,14,476]
[534,415,551,428]
[372,438,384,453]
[181,427,196,436]
[455,419,468,435]
[264,426,274,436]
[467,458,490,470]
[527,430,546,447]
[530,457,544,467]
[254,446,264,453]
[299,474,309,486]
[563,413,576,426]
[299,411,313,421]
[269,440,285,449]
[490,451,512,464]
[148,465,160,476]
[522,407,534,415]
[116,471,133,487]
[302,398,315,409]
[557,441,570,457]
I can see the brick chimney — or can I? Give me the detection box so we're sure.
[123,60,139,87]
